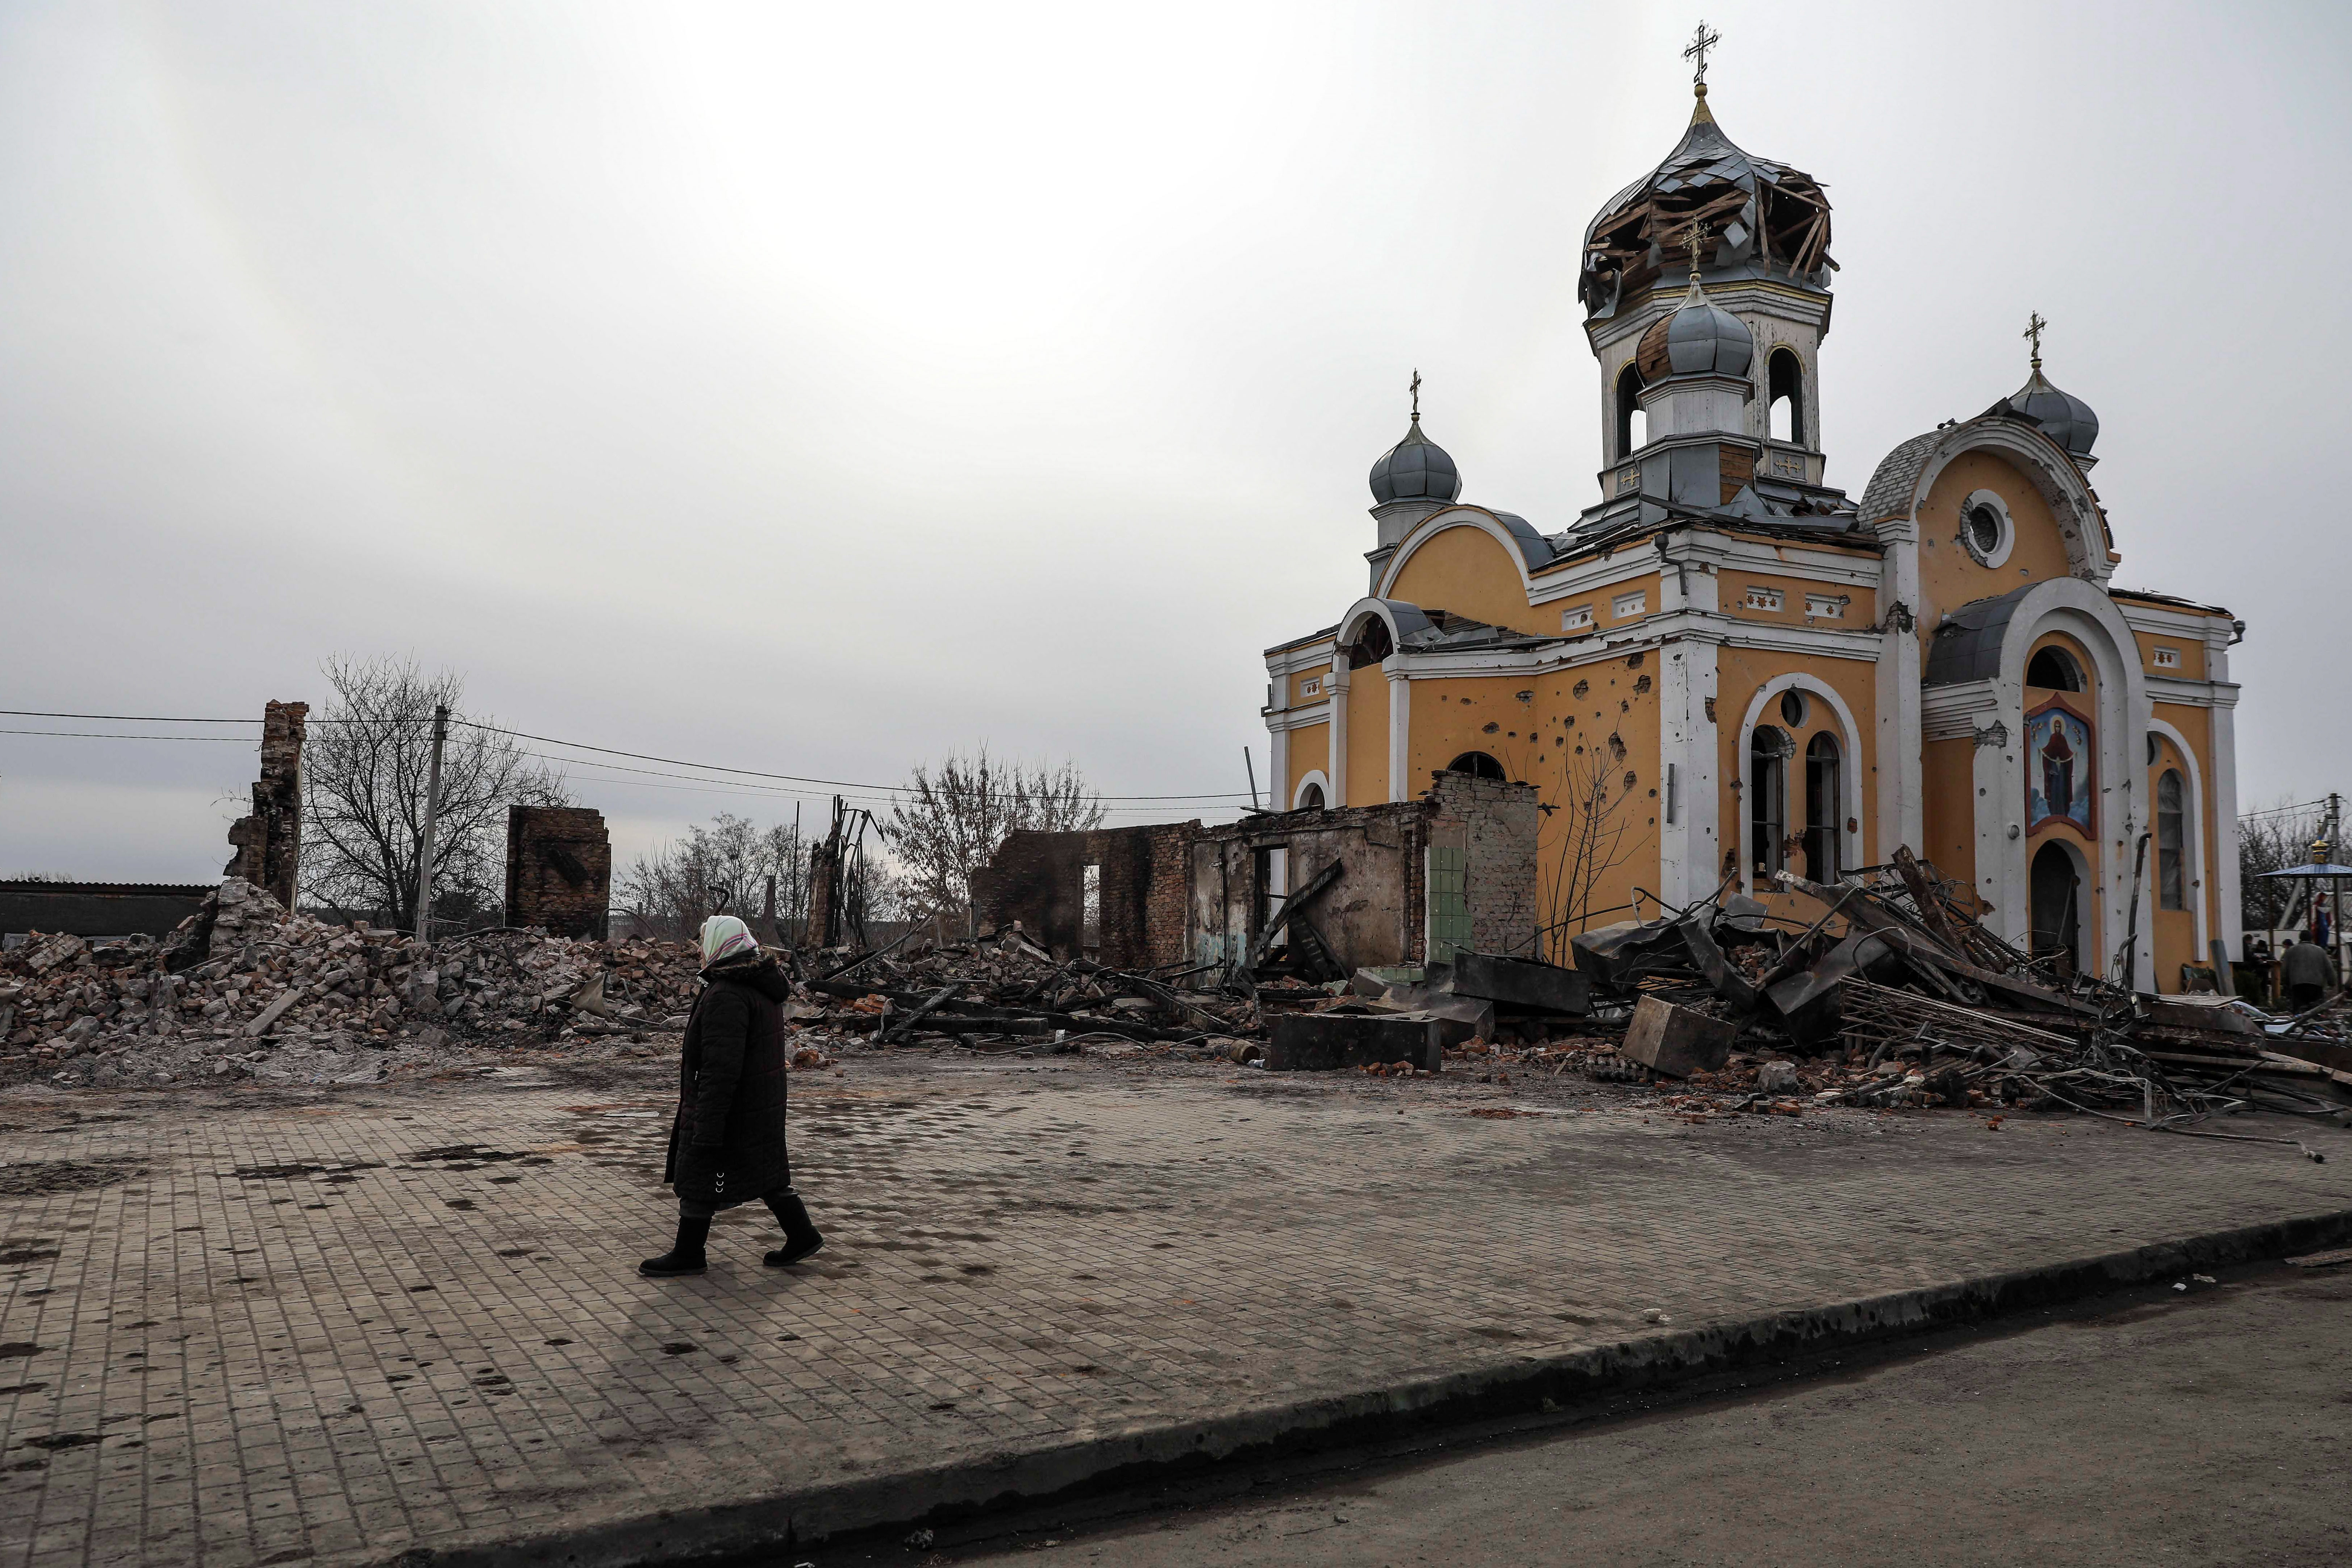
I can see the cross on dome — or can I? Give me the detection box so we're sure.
[2024,310,2047,369]
[1684,21,1720,87]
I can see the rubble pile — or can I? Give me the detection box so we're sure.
[797,924,1260,1052]
[0,879,705,1089]
[1559,847,2352,1142]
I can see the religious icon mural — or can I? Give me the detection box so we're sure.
[2025,697,2095,837]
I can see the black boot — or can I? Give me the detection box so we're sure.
[640,1215,710,1278]
[762,1190,824,1267]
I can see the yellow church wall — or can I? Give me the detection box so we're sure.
[1410,653,1665,963]
[1284,720,1329,806]
[1345,668,1388,806]
[2134,629,2206,682]
[1713,645,1877,921]
[1535,649,1664,962]
[1921,737,1978,894]
[1411,677,1547,790]
[1385,524,1551,637]
[1719,568,1876,629]
[1914,452,2077,640]
[2148,704,2218,992]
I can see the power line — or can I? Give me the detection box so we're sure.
[463,719,1250,800]
[0,706,1255,801]
[0,709,262,723]
[0,728,258,741]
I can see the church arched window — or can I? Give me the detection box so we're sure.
[1803,731,1842,882]
[1346,617,1394,670]
[1768,349,1805,445]
[2156,769,2186,911]
[2027,645,2084,691]
[1615,362,1647,458]
[1749,725,1791,879]
[1298,783,1326,810]
[1446,751,1507,781]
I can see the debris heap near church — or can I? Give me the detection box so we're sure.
[0,879,706,1088]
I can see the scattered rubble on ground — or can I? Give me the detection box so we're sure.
[8,854,2349,1155]
[1540,848,2352,1150]
[0,878,705,1089]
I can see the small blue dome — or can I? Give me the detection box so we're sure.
[1635,279,1754,382]
[1369,419,1462,505]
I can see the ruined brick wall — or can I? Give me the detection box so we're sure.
[504,807,612,939]
[224,700,308,912]
[1140,823,1194,967]
[1426,773,1542,956]
[1187,800,1428,972]
[971,823,1201,967]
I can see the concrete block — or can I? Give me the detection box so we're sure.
[1268,1012,1446,1072]
[1620,996,1735,1078]
[1441,952,1592,1016]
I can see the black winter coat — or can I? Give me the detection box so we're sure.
[664,954,794,1206]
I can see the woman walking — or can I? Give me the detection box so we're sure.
[640,914,825,1278]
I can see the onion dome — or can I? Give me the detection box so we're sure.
[1996,363,2099,459]
[1368,418,1461,505]
[1580,83,1834,320]
[1635,274,1755,381]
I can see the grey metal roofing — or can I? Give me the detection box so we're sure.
[1923,586,2034,687]
[1990,367,2099,457]
[1485,509,1556,571]
[1368,419,1462,505]
[1397,610,1555,654]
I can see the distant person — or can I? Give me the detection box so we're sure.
[640,914,825,1278]
[2280,935,2336,1015]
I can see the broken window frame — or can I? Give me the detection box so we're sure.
[1803,732,1842,884]
[2156,769,2187,912]
[1750,724,1791,879]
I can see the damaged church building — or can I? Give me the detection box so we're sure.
[1247,69,2242,994]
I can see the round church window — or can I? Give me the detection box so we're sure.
[1779,689,1810,728]
[1965,505,2001,558]
[1958,493,2015,568]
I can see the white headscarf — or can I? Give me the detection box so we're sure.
[698,914,759,968]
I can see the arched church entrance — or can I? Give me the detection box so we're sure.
[2029,841,2084,975]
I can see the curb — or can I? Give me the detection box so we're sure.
[395,1203,2352,1568]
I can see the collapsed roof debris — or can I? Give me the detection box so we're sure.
[1579,95,1835,321]
[1553,847,2352,1154]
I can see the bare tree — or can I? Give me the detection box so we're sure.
[878,749,1105,929]
[1535,737,1644,960]
[616,814,809,943]
[301,656,568,930]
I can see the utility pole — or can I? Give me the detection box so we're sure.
[1243,746,1260,811]
[413,703,450,946]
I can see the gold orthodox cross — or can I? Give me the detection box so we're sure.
[1684,21,1720,84]
[1688,217,1709,280]
[1410,368,1421,422]
[2024,310,2047,368]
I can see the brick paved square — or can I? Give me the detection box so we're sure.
[1,1055,2348,1568]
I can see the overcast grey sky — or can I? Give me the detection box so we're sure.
[3,0,2347,881]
